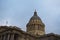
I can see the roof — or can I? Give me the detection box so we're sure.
[0,26,60,38]
[36,33,60,38]
[0,26,35,37]
[30,10,41,21]
[27,10,45,26]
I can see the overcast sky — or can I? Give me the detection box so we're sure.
[0,0,60,34]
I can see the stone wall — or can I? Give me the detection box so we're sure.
[0,26,36,40]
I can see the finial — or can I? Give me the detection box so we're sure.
[34,9,37,16]
[6,21,8,26]
[35,9,36,12]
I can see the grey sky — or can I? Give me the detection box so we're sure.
[0,0,60,34]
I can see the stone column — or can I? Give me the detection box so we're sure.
[18,36,20,40]
[7,34,10,40]
[10,34,14,40]
[0,35,2,40]
[18,36,22,40]
[0,35,1,40]
[3,35,6,40]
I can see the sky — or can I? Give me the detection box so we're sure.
[0,0,60,34]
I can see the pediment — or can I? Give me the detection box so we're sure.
[0,26,26,36]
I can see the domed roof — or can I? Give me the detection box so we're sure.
[27,10,45,26]
[30,10,41,21]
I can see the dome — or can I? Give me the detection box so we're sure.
[27,10,44,26]
[30,10,41,21]
[26,10,45,35]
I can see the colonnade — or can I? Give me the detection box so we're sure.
[0,33,35,40]
[0,33,19,40]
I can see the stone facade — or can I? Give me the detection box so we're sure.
[26,10,45,35]
[0,10,60,40]
[0,26,36,40]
